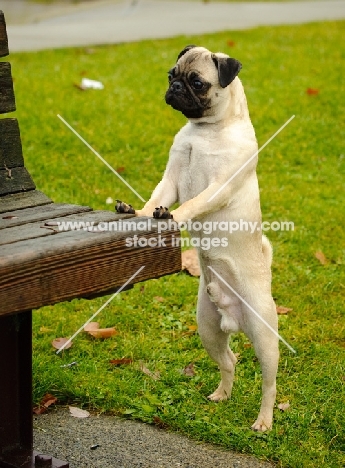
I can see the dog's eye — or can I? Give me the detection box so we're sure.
[168,72,173,82]
[192,80,204,90]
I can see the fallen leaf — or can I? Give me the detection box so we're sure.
[243,343,252,349]
[306,88,319,95]
[110,358,133,366]
[315,251,328,265]
[52,337,72,350]
[227,40,235,47]
[187,325,197,331]
[140,362,160,380]
[276,305,293,315]
[69,406,90,418]
[33,393,57,415]
[116,167,125,173]
[88,327,117,338]
[84,322,100,332]
[181,248,200,276]
[153,416,169,429]
[154,296,165,302]
[182,362,196,377]
[73,82,87,91]
[277,402,290,412]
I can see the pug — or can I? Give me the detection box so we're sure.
[117,45,279,431]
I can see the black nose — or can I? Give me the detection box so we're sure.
[171,80,183,91]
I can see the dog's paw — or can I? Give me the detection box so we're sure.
[251,418,272,432]
[207,385,230,402]
[153,206,173,219]
[115,200,135,214]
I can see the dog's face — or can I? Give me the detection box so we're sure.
[165,45,242,119]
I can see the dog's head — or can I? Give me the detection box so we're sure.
[165,45,242,119]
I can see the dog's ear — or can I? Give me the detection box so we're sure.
[211,54,242,88]
[177,45,196,61]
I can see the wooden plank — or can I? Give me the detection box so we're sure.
[0,228,181,315]
[0,119,24,169]
[0,11,9,58]
[0,203,92,229]
[0,166,35,195]
[0,190,52,213]
[0,62,15,114]
[0,210,135,246]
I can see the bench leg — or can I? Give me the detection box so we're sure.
[0,312,69,468]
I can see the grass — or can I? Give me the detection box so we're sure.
[3,20,345,468]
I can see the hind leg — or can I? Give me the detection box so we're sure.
[242,294,279,431]
[197,277,237,401]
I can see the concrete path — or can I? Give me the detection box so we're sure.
[34,407,274,468]
[3,0,345,52]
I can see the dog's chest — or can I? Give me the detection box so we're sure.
[174,135,218,203]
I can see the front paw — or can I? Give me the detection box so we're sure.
[115,200,135,214]
[153,206,173,219]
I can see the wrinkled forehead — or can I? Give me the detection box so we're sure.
[176,47,213,71]
[171,47,217,82]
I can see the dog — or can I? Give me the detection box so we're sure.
[117,45,279,431]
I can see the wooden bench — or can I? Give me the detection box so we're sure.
[0,11,181,468]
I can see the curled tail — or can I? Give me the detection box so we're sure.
[262,234,273,267]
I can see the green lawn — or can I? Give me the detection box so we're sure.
[4,20,345,468]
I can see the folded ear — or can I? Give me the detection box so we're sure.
[211,54,242,88]
[177,45,196,61]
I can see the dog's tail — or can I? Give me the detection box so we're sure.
[262,235,273,267]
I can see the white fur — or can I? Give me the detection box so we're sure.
[136,49,279,431]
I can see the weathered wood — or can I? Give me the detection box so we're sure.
[0,62,16,113]
[0,11,9,57]
[0,190,52,213]
[0,119,24,169]
[0,203,92,229]
[0,228,181,315]
[0,166,36,195]
[0,210,134,246]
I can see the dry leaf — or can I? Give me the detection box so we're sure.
[33,393,57,415]
[69,406,90,418]
[315,251,328,265]
[73,82,87,91]
[140,362,160,380]
[187,325,197,331]
[243,343,252,349]
[276,306,293,315]
[88,327,117,339]
[154,296,165,302]
[84,322,100,332]
[52,337,72,350]
[183,363,196,377]
[153,416,169,429]
[109,358,133,366]
[181,248,200,276]
[277,402,290,412]
[227,40,235,47]
[306,88,319,95]
[116,166,125,173]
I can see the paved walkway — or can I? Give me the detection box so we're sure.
[3,0,345,52]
